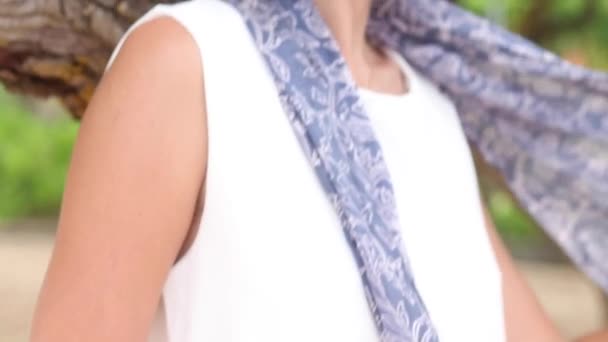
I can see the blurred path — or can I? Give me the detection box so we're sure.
[0,222,54,342]
[1,221,606,341]
[520,262,607,339]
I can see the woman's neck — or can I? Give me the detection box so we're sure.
[313,0,372,59]
[313,0,406,94]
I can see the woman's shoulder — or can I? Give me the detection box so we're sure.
[131,0,245,43]
[151,0,240,18]
[107,0,247,73]
[105,15,202,87]
[148,0,243,28]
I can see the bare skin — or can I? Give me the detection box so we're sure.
[31,1,605,341]
[31,18,206,341]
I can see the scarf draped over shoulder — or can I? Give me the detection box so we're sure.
[226,0,608,340]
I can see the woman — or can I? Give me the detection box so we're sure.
[31,0,608,341]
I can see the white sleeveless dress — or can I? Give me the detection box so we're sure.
[109,1,506,341]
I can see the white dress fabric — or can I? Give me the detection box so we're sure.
[108,1,506,341]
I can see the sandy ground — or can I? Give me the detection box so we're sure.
[1,222,606,341]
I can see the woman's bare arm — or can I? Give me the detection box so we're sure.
[483,207,565,342]
[31,17,206,342]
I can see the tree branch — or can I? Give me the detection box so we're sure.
[0,0,179,117]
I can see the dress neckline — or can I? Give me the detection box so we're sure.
[358,49,418,101]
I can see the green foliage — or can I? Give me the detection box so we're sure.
[458,0,608,69]
[487,191,542,240]
[0,88,78,220]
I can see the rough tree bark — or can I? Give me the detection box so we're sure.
[0,0,178,117]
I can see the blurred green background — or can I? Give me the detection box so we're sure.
[0,91,77,222]
[0,0,606,244]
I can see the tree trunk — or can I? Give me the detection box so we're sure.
[0,0,178,117]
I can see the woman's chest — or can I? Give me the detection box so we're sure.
[163,61,505,341]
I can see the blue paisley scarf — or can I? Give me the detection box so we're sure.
[225,0,608,340]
